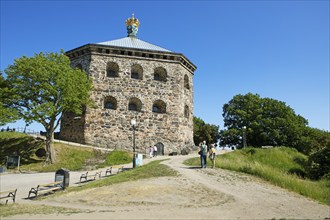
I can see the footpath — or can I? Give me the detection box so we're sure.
[1,151,329,220]
[0,154,170,204]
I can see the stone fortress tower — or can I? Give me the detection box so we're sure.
[59,14,197,155]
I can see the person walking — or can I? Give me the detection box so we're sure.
[153,145,158,157]
[149,146,153,158]
[200,141,208,168]
[209,144,216,168]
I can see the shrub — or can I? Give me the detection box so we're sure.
[306,146,330,180]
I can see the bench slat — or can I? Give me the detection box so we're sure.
[0,189,17,195]
[80,171,101,182]
[38,181,62,187]
[37,187,62,194]
[28,182,63,198]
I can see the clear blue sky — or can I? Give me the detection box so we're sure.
[1,0,329,132]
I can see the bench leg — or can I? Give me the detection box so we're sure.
[9,192,16,203]
[28,189,37,199]
[12,196,15,203]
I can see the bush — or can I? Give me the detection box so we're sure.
[306,146,330,180]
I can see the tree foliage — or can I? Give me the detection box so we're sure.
[4,51,93,163]
[193,116,219,145]
[0,72,19,125]
[305,145,330,180]
[302,127,330,180]
[298,127,330,155]
[220,93,308,150]
[220,93,330,180]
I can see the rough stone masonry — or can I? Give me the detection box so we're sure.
[59,15,197,155]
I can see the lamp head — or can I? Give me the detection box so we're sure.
[131,119,136,127]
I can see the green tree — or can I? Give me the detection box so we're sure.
[0,72,19,125]
[298,127,330,155]
[220,93,308,150]
[305,145,330,180]
[193,116,219,145]
[5,51,93,163]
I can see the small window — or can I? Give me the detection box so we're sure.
[184,75,190,90]
[154,67,167,82]
[131,64,143,80]
[104,96,117,110]
[131,72,139,79]
[153,106,160,113]
[184,105,189,118]
[107,62,119,77]
[105,102,115,109]
[128,97,142,112]
[152,100,166,114]
[129,103,138,111]
[154,73,160,81]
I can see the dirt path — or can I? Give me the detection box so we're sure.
[4,153,330,219]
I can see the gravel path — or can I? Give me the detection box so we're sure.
[2,152,330,219]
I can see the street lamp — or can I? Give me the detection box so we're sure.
[131,119,137,168]
[243,126,247,148]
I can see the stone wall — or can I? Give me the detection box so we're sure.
[60,47,195,155]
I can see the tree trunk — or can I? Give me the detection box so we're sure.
[45,129,56,164]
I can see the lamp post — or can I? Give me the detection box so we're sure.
[243,126,247,148]
[131,119,137,168]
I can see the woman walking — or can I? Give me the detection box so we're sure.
[209,144,216,168]
[200,141,207,168]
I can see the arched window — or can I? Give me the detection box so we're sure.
[104,96,117,110]
[131,64,143,80]
[152,100,166,113]
[154,67,167,82]
[106,62,119,77]
[128,97,142,112]
[184,105,189,118]
[184,75,190,90]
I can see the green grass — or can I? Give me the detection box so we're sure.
[0,132,134,172]
[0,203,91,217]
[20,143,98,172]
[184,147,330,205]
[2,160,178,217]
[97,150,133,168]
[0,132,44,166]
[68,159,178,192]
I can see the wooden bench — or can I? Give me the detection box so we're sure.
[0,189,17,204]
[79,171,101,182]
[104,166,124,176]
[105,167,112,176]
[28,181,63,198]
[112,165,124,174]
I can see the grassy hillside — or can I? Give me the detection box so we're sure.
[0,132,132,172]
[0,159,178,217]
[68,159,178,192]
[185,147,330,205]
[0,132,44,166]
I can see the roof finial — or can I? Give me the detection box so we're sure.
[126,13,140,37]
